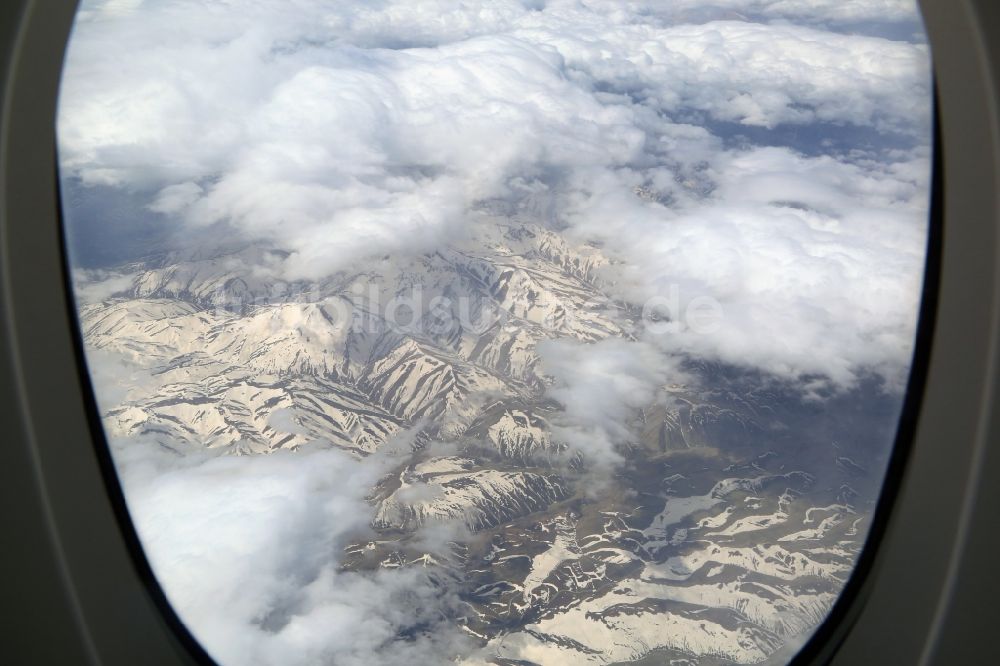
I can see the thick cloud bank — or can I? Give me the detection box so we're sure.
[60,0,931,391]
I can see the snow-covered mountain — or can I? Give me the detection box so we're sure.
[76,216,889,665]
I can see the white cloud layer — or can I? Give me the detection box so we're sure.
[650,0,926,26]
[59,0,932,391]
[111,436,472,666]
[560,144,931,391]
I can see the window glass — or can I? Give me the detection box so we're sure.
[57,1,932,664]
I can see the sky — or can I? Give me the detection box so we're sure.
[58,1,933,664]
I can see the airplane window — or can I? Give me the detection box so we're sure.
[55,1,932,664]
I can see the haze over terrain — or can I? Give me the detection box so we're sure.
[59,1,931,664]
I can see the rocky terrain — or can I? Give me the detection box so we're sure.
[76,214,894,665]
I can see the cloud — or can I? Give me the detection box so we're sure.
[537,338,688,467]
[110,434,472,666]
[58,1,930,269]
[59,0,932,385]
[148,181,204,215]
[557,144,931,391]
[519,16,930,132]
[72,269,137,304]
[630,0,925,28]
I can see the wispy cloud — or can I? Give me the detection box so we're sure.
[538,338,688,467]
[111,434,472,666]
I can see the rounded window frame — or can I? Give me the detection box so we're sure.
[1,1,998,664]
